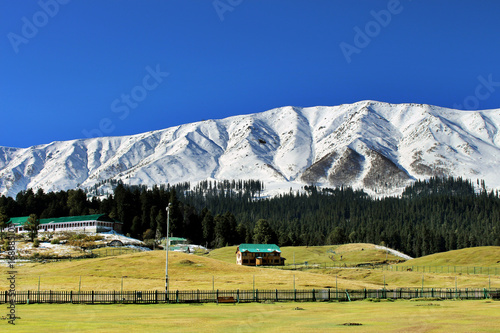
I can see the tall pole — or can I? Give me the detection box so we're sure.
[336,275,338,300]
[165,204,171,297]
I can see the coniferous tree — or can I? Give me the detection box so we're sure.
[201,210,215,247]
[253,219,277,244]
[25,214,40,242]
[0,207,10,240]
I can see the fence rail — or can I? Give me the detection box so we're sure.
[279,262,500,275]
[1,288,498,305]
[90,247,142,257]
[385,265,500,275]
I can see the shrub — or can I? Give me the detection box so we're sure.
[51,238,60,245]
[66,234,104,248]
[33,239,40,247]
[144,239,157,249]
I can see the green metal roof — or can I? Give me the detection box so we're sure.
[238,244,281,253]
[7,216,29,226]
[169,237,187,241]
[8,214,121,226]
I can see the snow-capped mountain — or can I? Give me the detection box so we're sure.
[1,101,500,198]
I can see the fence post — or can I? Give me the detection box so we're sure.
[275,289,278,302]
[176,290,179,303]
[256,289,259,302]
[312,289,316,302]
[92,290,94,304]
[237,289,240,303]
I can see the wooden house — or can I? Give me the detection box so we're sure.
[236,243,285,266]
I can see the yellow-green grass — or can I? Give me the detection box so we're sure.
[319,267,500,289]
[400,246,500,268]
[5,300,500,332]
[206,243,405,266]
[2,250,499,292]
[0,251,380,291]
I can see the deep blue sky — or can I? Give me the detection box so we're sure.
[2,0,500,148]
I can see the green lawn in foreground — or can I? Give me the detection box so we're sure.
[4,300,500,332]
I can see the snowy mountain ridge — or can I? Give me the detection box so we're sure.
[1,100,500,198]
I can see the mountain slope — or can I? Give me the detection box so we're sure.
[1,101,499,197]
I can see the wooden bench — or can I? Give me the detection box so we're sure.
[217,296,236,304]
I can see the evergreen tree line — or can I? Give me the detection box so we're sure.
[0,177,499,257]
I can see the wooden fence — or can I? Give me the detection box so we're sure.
[385,265,500,275]
[90,247,142,257]
[280,262,500,275]
[1,288,498,305]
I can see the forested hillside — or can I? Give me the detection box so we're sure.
[1,177,499,258]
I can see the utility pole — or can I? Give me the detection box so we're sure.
[165,204,171,299]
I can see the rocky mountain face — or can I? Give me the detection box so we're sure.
[1,101,499,198]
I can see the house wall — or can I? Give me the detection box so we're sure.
[14,221,122,234]
[236,250,283,266]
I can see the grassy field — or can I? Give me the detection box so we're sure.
[1,251,382,291]
[400,246,500,267]
[206,243,405,266]
[2,248,499,291]
[4,300,500,332]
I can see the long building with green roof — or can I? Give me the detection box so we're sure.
[236,243,285,266]
[7,214,123,234]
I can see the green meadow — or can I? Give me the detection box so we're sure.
[4,300,500,333]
